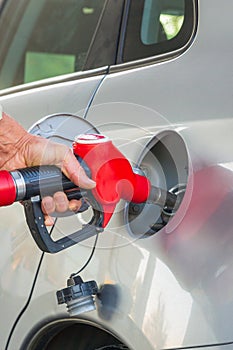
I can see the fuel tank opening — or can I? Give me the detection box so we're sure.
[125,130,189,238]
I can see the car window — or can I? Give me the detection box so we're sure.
[122,0,196,63]
[0,0,106,90]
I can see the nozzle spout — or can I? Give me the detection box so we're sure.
[148,185,180,212]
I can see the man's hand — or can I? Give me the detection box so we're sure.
[0,112,95,225]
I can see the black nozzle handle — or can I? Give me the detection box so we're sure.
[12,165,78,201]
[23,196,104,253]
[19,164,104,253]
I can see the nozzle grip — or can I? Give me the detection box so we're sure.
[23,197,104,253]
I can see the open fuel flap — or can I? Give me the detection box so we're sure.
[125,130,189,237]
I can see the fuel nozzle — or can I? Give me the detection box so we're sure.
[148,184,181,213]
[74,133,181,225]
[0,133,182,253]
[73,134,151,228]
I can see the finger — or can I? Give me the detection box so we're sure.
[53,191,69,213]
[62,149,96,189]
[42,196,56,215]
[44,215,55,226]
[68,199,82,212]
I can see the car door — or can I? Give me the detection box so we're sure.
[0,1,125,349]
[85,0,233,349]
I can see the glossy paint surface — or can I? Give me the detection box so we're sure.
[1,1,233,349]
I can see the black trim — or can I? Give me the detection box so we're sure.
[116,0,131,64]
[117,0,198,64]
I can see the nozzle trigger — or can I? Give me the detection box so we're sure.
[23,196,104,253]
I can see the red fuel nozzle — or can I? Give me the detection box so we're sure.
[73,134,151,227]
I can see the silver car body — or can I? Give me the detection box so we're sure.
[0,0,233,349]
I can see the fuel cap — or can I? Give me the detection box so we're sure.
[56,275,98,316]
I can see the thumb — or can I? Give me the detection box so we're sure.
[62,149,96,189]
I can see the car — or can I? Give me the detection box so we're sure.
[0,0,233,349]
